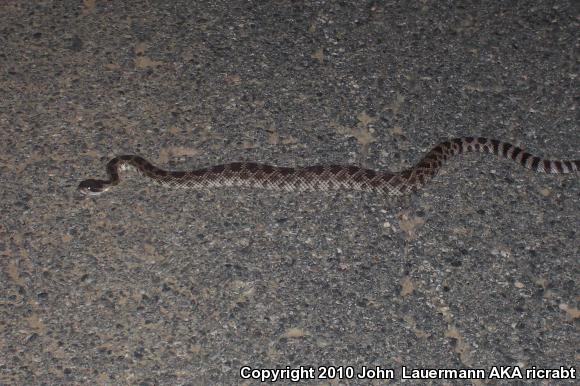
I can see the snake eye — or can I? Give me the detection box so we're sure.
[78,179,106,196]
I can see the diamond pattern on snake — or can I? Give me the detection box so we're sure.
[78,137,579,197]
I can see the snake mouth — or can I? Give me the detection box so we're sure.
[78,186,101,196]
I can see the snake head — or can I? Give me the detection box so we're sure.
[77,179,109,196]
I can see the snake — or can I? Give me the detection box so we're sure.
[78,137,579,196]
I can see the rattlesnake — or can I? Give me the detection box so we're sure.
[78,137,579,196]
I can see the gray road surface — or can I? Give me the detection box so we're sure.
[1,1,578,384]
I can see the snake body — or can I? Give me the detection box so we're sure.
[78,137,579,196]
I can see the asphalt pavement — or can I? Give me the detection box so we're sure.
[1,1,578,384]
